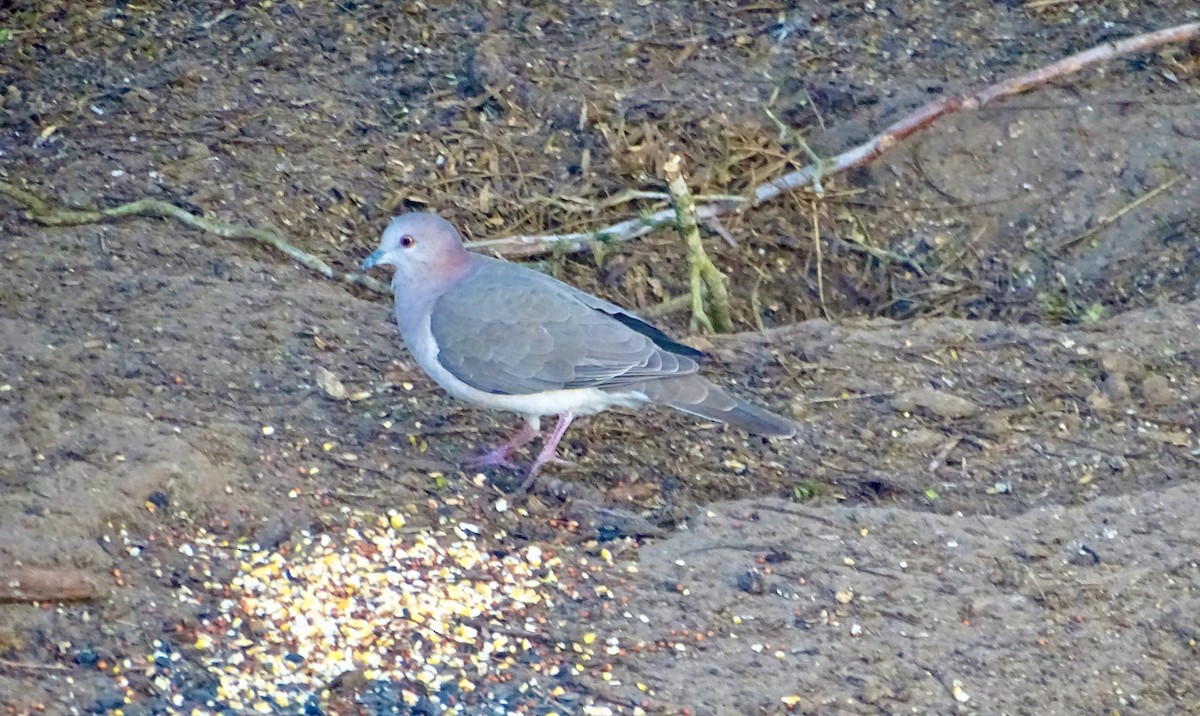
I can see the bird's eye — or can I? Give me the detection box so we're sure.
[399,235,416,248]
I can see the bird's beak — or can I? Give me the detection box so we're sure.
[361,249,385,271]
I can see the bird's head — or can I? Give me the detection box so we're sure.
[361,212,470,284]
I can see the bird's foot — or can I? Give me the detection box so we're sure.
[507,452,575,496]
[465,448,522,471]
[541,454,575,468]
[515,412,578,494]
[465,422,538,472]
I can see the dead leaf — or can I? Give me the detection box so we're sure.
[316,367,348,400]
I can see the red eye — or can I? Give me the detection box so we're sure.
[400,235,416,248]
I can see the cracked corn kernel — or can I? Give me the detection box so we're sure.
[176,516,598,713]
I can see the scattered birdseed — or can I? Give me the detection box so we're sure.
[163,514,591,713]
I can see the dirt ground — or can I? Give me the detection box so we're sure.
[2,1,1199,714]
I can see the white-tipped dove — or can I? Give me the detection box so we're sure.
[362,213,797,490]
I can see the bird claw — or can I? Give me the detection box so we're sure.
[512,453,574,495]
[466,423,538,472]
[465,450,521,471]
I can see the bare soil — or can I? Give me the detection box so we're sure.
[1,1,1198,714]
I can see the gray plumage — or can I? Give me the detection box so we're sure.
[362,212,797,485]
[431,257,698,392]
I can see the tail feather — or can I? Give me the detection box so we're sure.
[625,375,798,438]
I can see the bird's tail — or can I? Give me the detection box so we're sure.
[625,375,799,438]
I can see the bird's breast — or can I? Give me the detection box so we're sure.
[398,308,647,419]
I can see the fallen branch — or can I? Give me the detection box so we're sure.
[0,181,390,295]
[466,208,701,260]
[664,154,732,333]
[0,566,103,603]
[469,21,1200,259]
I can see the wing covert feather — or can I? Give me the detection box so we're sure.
[429,260,699,395]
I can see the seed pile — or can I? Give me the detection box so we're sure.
[184,512,572,713]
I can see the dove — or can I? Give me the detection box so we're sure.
[362,212,797,491]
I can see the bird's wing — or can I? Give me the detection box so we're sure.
[429,258,700,395]
[559,283,706,360]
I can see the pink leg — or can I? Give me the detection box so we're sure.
[518,412,576,493]
[467,421,537,470]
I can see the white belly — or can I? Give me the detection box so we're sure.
[400,312,647,426]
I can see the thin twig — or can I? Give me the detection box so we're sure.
[688,264,713,333]
[0,182,391,295]
[928,436,963,472]
[1052,176,1182,253]
[703,216,739,247]
[1023,0,1077,8]
[0,658,70,672]
[640,293,691,318]
[810,199,829,319]
[541,189,745,213]
[803,86,827,132]
[795,391,896,406]
[840,238,928,277]
[749,272,766,332]
[764,106,826,194]
[467,209,689,260]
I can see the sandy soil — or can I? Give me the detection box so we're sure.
[1,1,1198,714]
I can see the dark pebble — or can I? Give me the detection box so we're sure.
[763,547,792,564]
[735,569,765,595]
[146,491,171,510]
[253,516,294,551]
[183,681,219,704]
[484,684,525,705]
[1069,544,1102,566]
[551,691,582,708]
[73,646,101,667]
[357,681,440,715]
[284,651,305,664]
[595,525,624,542]
[87,690,125,713]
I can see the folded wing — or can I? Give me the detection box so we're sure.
[429,258,700,396]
